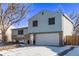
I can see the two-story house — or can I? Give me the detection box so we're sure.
[28,10,73,46]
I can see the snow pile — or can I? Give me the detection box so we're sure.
[0,46,70,56]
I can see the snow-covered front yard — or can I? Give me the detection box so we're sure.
[0,46,71,56]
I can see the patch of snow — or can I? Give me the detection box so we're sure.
[0,46,71,56]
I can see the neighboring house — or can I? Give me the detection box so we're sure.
[28,10,73,46]
[11,27,29,42]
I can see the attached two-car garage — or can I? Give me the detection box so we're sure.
[32,33,60,46]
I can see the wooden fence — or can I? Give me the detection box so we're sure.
[64,35,79,45]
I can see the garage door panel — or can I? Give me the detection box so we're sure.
[36,33,59,45]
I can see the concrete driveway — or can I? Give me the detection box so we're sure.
[0,46,71,56]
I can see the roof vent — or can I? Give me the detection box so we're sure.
[42,12,44,15]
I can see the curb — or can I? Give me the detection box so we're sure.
[58,47,75,56]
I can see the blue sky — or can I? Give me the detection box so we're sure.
[3,3,79,28]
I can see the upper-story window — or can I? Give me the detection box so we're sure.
[33,20,38,27]
[18,30,23,35]
[48,17,55,25]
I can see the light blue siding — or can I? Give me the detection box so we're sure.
[28,10,62,33]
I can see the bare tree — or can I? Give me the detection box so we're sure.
[0,3,31,41]
[69,11,79,29]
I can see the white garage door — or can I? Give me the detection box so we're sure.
[36,33,59,45]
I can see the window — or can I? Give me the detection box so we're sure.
[33,20,38,27]
[18,30,23,35]
[48,17,55,25]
